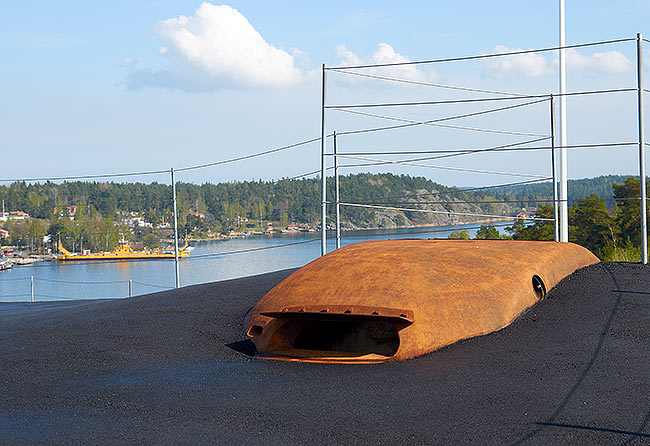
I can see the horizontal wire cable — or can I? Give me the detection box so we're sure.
[340,138,552,169]
[336,154,549,178]
[35,294,104,301]
[0,169,169,184]
[57,230,173,238]
[326,37,635,70]
[8,275,170,288]
[340,222,517,238]
[405,139,631,163]
[270,139,631,175]
[337,122,425,136]
[34,277,128,285]
[365,179,553,201]
[334,107,549,137]
[25,257,188,268]
[339,202,554,221]
[334,139,550,170]
[326,88,636,109]
[1,222,529,298]
[175,136,323,172]
[329,100,544,136]
[0,276,31,282]
[188,238,320,260]
[335,159,550,178]
[351,196,642,205]
[328,69,523,96]
[273,169,322,182]
[331,141,636,156]
[335,98,549,138]
[336,140,633,179]
[411,97,549,123]
[19,227,189,241]
[460,178,553,192]
[328,95,524,109]
[31,294,69,299]
[0,87,629,185]
[366,178,645,202]
[334,95,628,137]
[131,280,173,289]
[0,135,329,184]
[0,41,638,186]
[1,179,557,257]
[27,241,321,268]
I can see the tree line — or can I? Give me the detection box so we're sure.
[461,177,648,261]
[2,173,646,259]
[0,173,517,237]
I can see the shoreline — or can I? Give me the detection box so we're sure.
[2,219,515,264]
[188,218,514,242]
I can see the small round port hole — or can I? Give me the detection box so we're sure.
[532,275,546,300]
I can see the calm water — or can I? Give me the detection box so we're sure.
[0,223,494,302]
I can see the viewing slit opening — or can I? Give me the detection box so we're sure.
[276,318,401,357]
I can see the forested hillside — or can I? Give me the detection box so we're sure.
[0,173,521,231]
[494,175,631,206]
[0,173,644,254]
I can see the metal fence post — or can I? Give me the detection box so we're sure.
[334,130,341,249]
[30,276,34,303]
[321,63,328,256]
[129,279,133,297]
[171,168,180,287]
[550,95,559,242]
[637,33,647,264]
[558,0,568,242]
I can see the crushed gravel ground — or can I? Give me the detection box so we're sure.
[0,263,649,445]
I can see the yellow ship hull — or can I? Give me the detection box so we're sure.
[56,236,190,262]
[56,252,190,261]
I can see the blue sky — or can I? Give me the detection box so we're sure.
[2,1,650,186]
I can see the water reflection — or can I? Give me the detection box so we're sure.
[0,224,489,302]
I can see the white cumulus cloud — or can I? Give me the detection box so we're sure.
[334,43,437,82]
[125,2,304,90]
[566,49,633,73]
[482,45,553,79]
[482,45,634,78]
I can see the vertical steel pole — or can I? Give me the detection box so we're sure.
[171,168,180,288]
[550,95,559,242]
[334,131,341,249]
[129,279,133,297]
[638,33,647,264]
[320,64,327,256]
[558,0,568,242]
[30,276,34,303]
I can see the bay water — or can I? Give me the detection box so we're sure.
[0,223,495,302]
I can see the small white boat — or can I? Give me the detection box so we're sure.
[0,256,12,271]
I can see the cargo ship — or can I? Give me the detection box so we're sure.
[56,237,190,261]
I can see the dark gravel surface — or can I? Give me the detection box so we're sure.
[0,263,649,445]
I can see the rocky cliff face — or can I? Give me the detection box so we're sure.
[341,188,517,229]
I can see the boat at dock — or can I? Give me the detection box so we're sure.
[0,255,12,271]
[56,237,190,262]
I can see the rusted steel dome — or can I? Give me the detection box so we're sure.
[244,239,599,364]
